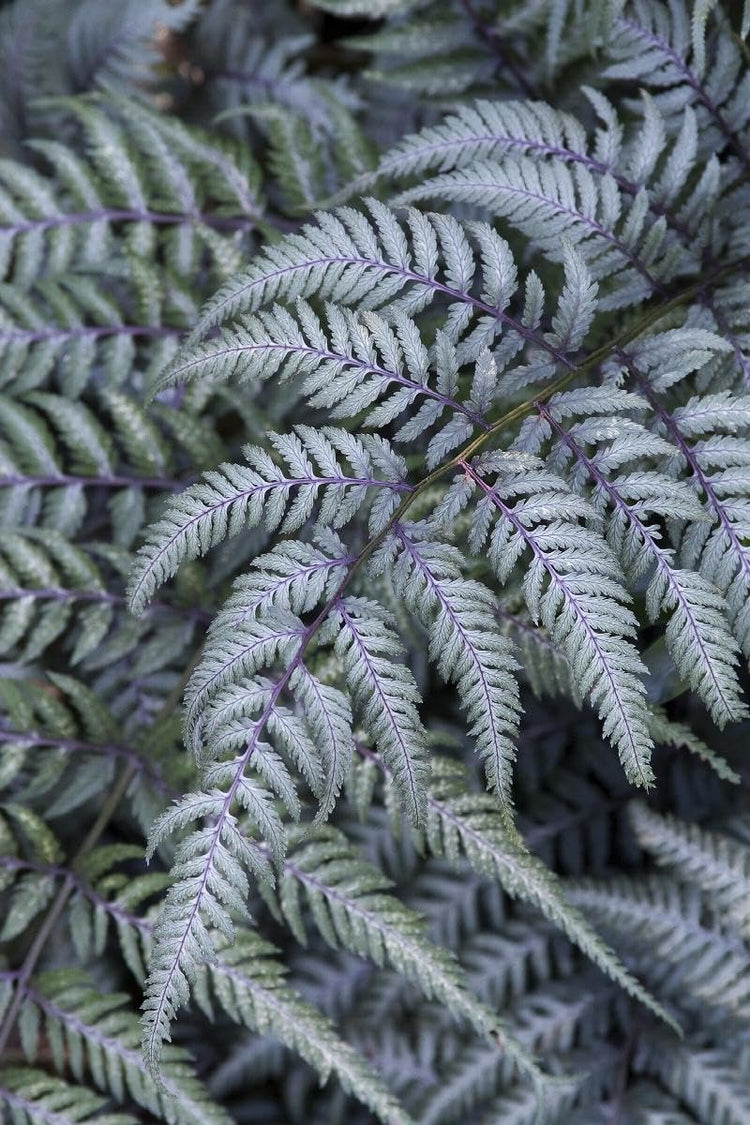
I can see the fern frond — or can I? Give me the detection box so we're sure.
[200,931,416,1125]
[271,822,543,1077]
[629,365,750,659]
[460,923,568,1012]
[0,532,111,662]
[1,849,167,985]
[202,546,355,822]
[141,624,335,1069]
[192,6,353,135]
[0,0,201,150]
[0,274,179,395]
[255,93,372,213]
[495,603,574,699]
[445,450,654,786]
[335,597,430,825]
[648,705,739,783]
[368,97,606,188]
[151,300,493,454]
[377,90,710,233]
[0,1067,135,1125]
[630,801,750,941]
[416,972,608,1125]
[141,813,265,1072]
[18,970,229,1125]
[0,389,200,546]
[640,1037,750,1125]
[0,806,62,943]
[215,534,353,624]
[394,154,686,309]
[305,0,420,15]
[422,756,678,1031]
[178,200,579,373]
[479,1080,579,1125]
[331,6,502,99]
[416,1038,514,1125]
[525,389,747,726]
[0,95,261,288]
[607,2,750,171]
[128,426,408,615]
[1,839,407,1125]
[569,873,750,1021]
[2,7,749,1123]
[0,674,174,826]
[389,530,521,802]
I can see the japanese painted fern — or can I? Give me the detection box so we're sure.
[3,2,750,1123]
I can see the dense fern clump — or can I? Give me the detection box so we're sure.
[3,1,750,1122]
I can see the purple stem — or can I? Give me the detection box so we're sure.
[0,728,171,795]
[229,554,355,624]
[130,473,410,612]
[1,472,183,490]
[1,324,182,345]
[377,113,696,247]
[4,208,255,238]
[206,253,577,371]
[172,338,489,429]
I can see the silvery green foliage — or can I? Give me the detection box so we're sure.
[2,2,750,1124]
[0,0,203,155]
